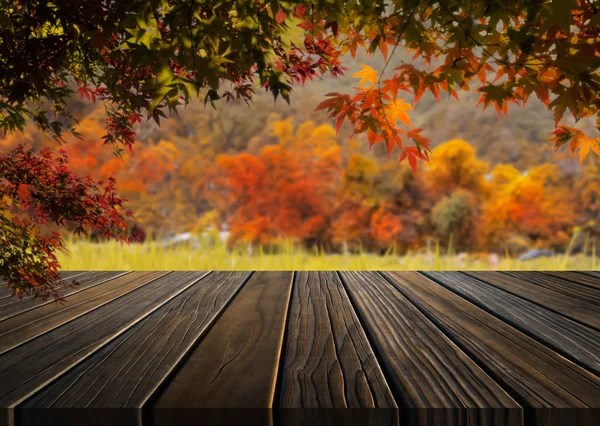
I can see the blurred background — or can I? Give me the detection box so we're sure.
[2,50,598,270]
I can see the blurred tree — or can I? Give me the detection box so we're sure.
[574,158,600,244]
[331,154,379,251]
[431,189,480,252]
[483,164,577,252]
[425,139,489,197]
[212,120,341,249]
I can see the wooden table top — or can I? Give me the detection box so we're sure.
[0,271,599,426]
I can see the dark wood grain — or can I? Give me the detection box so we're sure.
[504,271,600,306]
[340,271,521,426]
[541,272,600,291]
[426,271,600,376]
[385,271,600,426]
[466,271,600,330]
[0,271,90,304]
[0,271,129,321]
[0,271,163,354]
[0,271,206,426]
[19,272,251,426]
[1,270,599,426]
[152,271,294,426]
[583,271,600,279]
[279,272,397,426]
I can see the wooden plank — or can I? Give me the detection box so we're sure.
[0,282,13,300]
[19,272,251,426]
[385,271,600,426]
[504,271,600,306]
[279,272,397,426]
[0,271,206,426]
[426,272,600,376]
[0,271,89,304]
[466,271,600,330]
[152,271,294,426]
[340,271,521,426]
[583,271,600,279]
[0,272,164,355]
[0,271,128,321]
[542,272,600,291]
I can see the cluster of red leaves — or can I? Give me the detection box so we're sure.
[316,0,600,170]
[550,123,600,163]
[276,36,348,87]
[316,74,430,175]
[0,146,135,300]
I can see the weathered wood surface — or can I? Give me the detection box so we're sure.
[505,271,600,306]
[279,272,397,426]
[0,271,190,426]
[542,271,600,291]
[20,271,248,426]
[0,272,149,354]
[341,271,520,426]
[385,271,600,426]
[584,271,600,279]
[0,271,127,321]
[466,271,600,330]
[0,272,87,302]
[153,271,292,426]
[426,272,600,376]
[0,271,598,426]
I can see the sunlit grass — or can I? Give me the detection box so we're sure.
[57,235,599,271]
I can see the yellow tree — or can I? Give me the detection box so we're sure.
[425,139,489,250]
[482,164,577,251]
[425,139,489,197]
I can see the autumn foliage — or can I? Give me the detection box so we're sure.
[0,145,134,299]
[2,0,600,296]
[204,121,590,254]
[7,107,595,261]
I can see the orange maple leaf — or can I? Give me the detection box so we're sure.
[578,136,600,163]
[353,64,378,88]
[386,98,413,127]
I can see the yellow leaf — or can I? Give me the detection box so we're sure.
[353,64,377,88]
[386,98,413,128]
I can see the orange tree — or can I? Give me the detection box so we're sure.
[2,0,600,297]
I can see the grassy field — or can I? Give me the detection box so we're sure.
[58,237,599,271]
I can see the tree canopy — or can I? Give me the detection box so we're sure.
[1,0,600,297]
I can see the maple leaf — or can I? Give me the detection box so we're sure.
[534,86,550,107]
[476,85,512,118]
[549,125,574,151]
[398,147,425,176]
[386,98,413,127]
[276,8,287,24]
[477,63,494,85]
[578,136,600,163]
[407,128,431,151]
[367,130,383,148]
[315,92,350,116]
[353,64,377,88]
[539,68,560,84]
[414,78,426,103]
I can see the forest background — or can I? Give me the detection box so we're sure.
[3,49,599,269]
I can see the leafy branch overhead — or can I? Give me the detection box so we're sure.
[0,0,599,167]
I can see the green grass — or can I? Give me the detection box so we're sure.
[57,236,599,271]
